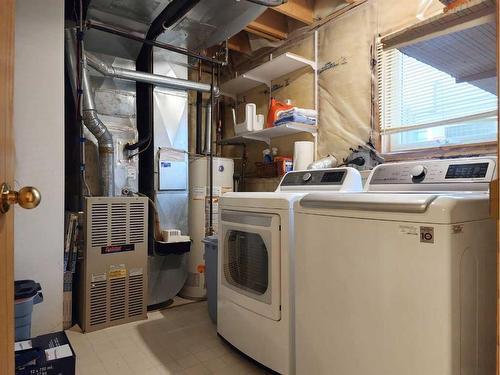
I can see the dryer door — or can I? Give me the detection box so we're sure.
[219,210,281,321]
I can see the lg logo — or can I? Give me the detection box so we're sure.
[420,227,434,244]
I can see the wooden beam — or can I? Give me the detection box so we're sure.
[273,0,314,25]
[228,32,252,55]
[246,9,288,40]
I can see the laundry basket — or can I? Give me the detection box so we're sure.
[15,280,43,340]
[203,236,218,323]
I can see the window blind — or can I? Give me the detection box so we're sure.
[377,42,497,151]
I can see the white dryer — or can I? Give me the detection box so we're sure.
[217,168,362,374]
[294,157,497,375]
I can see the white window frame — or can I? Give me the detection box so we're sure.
[377,39,498,154]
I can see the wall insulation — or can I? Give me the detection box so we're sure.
[219,0,446,186]
[316,0,444,161]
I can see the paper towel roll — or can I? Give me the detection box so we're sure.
[293,141,314,171]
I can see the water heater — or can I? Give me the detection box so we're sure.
[183,157,234,299]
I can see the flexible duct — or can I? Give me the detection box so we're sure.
[65,29,115,196]
[86,53,219,96]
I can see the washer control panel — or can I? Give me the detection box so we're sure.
[368,157,496,188]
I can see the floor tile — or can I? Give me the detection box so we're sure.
[67,301,268,375]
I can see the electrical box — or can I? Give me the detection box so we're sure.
[158,148,188,191]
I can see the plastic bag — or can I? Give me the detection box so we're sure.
[266,98,293,128]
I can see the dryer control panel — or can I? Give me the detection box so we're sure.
[366,157,497,192]
[277,167,363,192]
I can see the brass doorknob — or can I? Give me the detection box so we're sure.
[0,183,41,214]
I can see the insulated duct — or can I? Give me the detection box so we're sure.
[65,29,115,197]
[85,53,218,95]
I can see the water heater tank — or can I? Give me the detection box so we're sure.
[183,157,234,299]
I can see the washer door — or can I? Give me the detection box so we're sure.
[219,210,281,321]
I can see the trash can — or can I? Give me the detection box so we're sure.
[15,280,43,340]
[203,236,218,323]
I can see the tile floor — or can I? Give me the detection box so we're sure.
[67,301,273,375]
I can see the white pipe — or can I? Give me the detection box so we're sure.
[85,53,219,96]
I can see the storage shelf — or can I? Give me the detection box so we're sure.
[219,122,317,145]
[220,52,316,96]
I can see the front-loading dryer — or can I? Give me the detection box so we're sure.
[217,167,362,374]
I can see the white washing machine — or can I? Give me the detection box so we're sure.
[294,157,497,375]
[218,168,363,374]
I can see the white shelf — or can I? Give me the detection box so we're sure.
[220,122,317,145]
[221,52,316,96]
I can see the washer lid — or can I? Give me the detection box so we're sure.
[300,193,437,213]
[298,192,491,223]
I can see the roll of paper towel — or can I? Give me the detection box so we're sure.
[293,141,314,171]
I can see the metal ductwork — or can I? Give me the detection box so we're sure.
[65,29,115,197]
[83,0,267,60]
[85,52,218,95]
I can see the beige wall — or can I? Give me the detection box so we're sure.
[14,0,65,335]
[201,0,447,191]
[316,0,443,161]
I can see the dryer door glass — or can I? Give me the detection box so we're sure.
[225,230,269,297]
[219,210,281,321]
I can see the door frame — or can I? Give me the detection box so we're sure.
[497,0,500,371]
[0,0,16,373]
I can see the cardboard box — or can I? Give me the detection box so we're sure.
[15,331,76,375]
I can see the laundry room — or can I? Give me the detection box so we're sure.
[0,0,498,374]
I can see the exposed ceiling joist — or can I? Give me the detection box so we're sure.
[228,32,252,54]
[245,9,288,40]
[272,0,314,25]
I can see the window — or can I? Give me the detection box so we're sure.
[378,46,498,153]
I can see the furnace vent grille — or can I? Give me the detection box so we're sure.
[89,280,107,326]
[128,274,144,317]
[129,203,146,244]
[91,204,109,247]
[110,277,126,321]
[111,203,127,246]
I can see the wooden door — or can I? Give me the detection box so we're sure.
[0,0,16,373]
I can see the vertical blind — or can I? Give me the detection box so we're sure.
[377,42,497,151]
